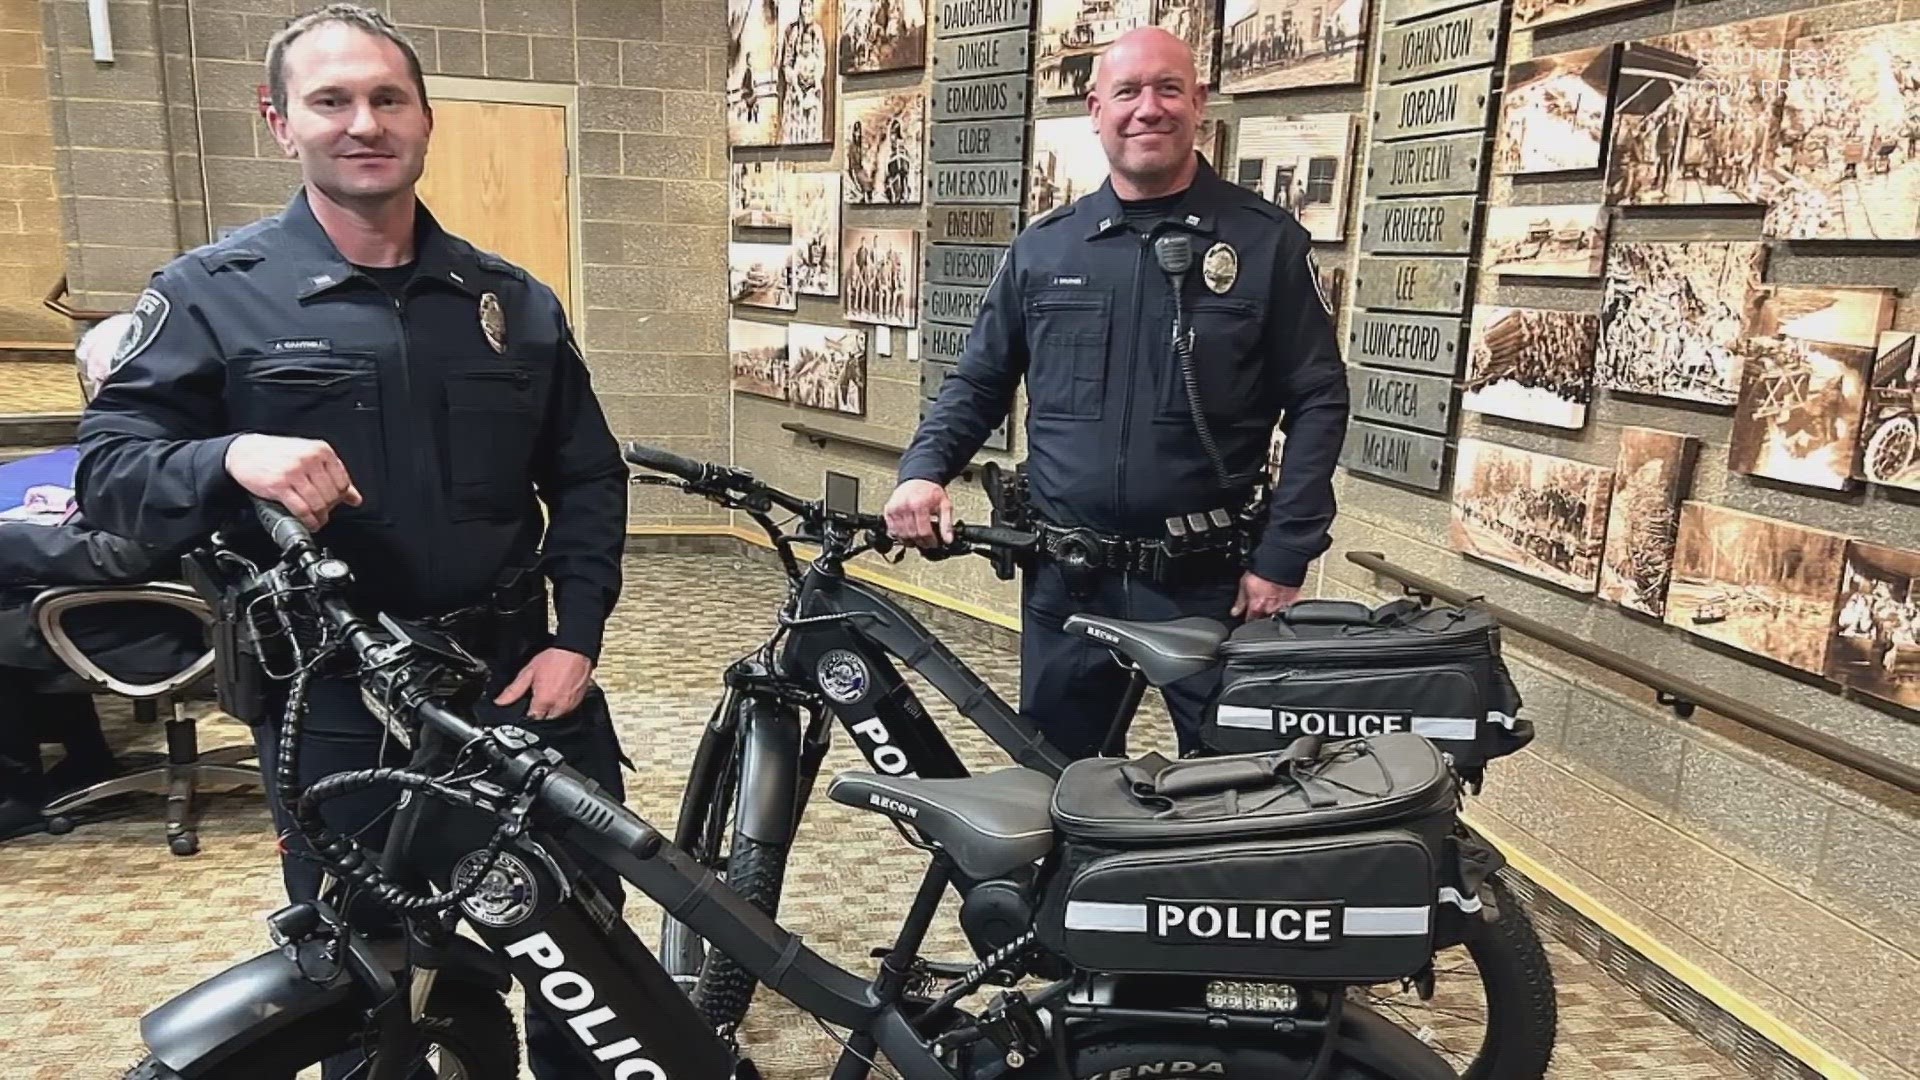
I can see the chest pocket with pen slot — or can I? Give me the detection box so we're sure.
[229,351,389,520]
[445,365,541,521]
[1026,288,1111,421]
[1157,295,1266,422]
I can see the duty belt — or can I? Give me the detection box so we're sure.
[1034,498,1268,597]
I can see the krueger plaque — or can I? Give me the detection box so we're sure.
[1373,67,1494,141]
[929,162,1024,203]
[923,321,971,362]
[1381,0,1484,24]
[1360,195,1479,255]
[1349,312,1464,376]
[932,74,1028,121]
[1348,366,1454,435]
[934,0,1032,36]
[1364,132,1487,198]
[922,359,956,400]
[1353,256,1470,315]
[924,283,989,326]
[1340,420,1448,490]
[933,28,1028,75]
[1378,0,1501,82]
[929,204,1020,244]
[926,243,1006,287]
[929,118,1026,163]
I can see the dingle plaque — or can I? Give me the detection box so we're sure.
[929,162,1024,203]
[1359,195,1480,255]
[926,242,1006,287]
[1378,0,1501,83]
[1348,366,1455,435]
[1373,67,1494,141]
[930,119,1027,163]
[1340,420,1448,490]
[1353,255,1470,315]
[932,74,1028,121]
[1349,311,1465,376]
[934,0,1032,37]
[929,204,1020,244]
[1364,132,1487,198]
[933,28,1028,76]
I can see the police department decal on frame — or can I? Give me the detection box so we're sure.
[479,292,507,353]
[453,849,539,927]
[1202,242,1237,294]
[816,649,871,704]
[112,288,171,372]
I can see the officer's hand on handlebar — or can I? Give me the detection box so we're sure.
[225,434,363,531]
[884,479,954,548]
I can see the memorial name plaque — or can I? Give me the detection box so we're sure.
[1378,0,1501,83]
[924,283,989,326]
[929,204,1020,243]
[929,162,1024,203]
[1381,0,1483,25]
[1373,68,1493,141]
[1363,132,1486,198]
[934,0,1032,36]
[1353,256,1470,315]
[932,74,1028,121]
[1348,366,1454,435]
[926,243,1006,287]
[1339,420,1448,490]
[923,321,971,362]
[922,359,956,400]
[929,118,1026,163]
[985,415,1012,451]
[1349,312,1464,375]
[1360,195,1479,255]
[932,28,1028,76]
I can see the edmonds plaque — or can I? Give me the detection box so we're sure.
[924,282,989,326]
[1381,0,1484,24]
[934,0,1032,36]
[923,321,971,362]
[1353,255,1470,315]
[926,242,1006,287]
[929,118,1026,163]
[932,74,1028,121]
[1348,366,1454,435]
[929,204,1020,243]
[1349,311,1464,375]
[1339,420,1448,490]
[932,28,1028,75]
[1360,195,1479,255]
[1373,67,1493,141]
[929,162,1024,203]
[1378,0,1501,83]
[1364,132,1487,198]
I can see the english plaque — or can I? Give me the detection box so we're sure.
[934,0,1032,37]
[1373,67,1494,141]
[929,119,1026,163]
[1339,420,1448,491]
[932,28,1028,76]
[929,162,1024,203]
[923,321,971,363]
[926,242,1006,287]
[1378,0,1501,83]
[1359,195,1479,255]
[924,282,989,326]
[1348,366,1455,435]
[1349,312,1465,376]
[1363,132,1487,198]
[929,204,1020,244]
[932,74,1028,121]
[922,359,956,400]
[1381,0,1484,24]
[1353,256,1470,315]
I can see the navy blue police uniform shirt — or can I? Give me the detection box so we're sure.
[899,156,1350,589]
[75,187,629,661]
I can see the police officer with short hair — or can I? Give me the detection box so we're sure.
[886,27,1349,760]
[74,6,628,1077]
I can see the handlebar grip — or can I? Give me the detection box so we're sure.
[957,523,1038,552]
[541,768,664,860]
[253,497,315,554]
[624,442,709,484]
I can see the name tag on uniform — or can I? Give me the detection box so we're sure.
[1051,275,1086,286]
[270,337,331,353]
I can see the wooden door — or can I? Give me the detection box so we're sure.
[416,99,574,317]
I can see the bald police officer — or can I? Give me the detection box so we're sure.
[886,28,1349,760]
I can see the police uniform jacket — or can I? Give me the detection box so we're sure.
[898,157,1350,588]
[75,188,628,661]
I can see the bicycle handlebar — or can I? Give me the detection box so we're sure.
[623,442,710,486]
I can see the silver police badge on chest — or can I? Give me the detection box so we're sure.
[1202,242,1237,294]
[479,292,507,353]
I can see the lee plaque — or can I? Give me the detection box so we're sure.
[1353,256,1470,315]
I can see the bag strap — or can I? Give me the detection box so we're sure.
[1122,737,1337,808]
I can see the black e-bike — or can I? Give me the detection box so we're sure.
[628,446,1556,1080]
[120,497,1460,1080]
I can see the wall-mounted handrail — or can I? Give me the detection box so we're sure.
[781,421,988,483]
[1347,550,1920,797]
[42,275,117,323]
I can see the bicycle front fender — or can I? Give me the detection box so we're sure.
[735,694,802,847]
[139,943,361,1077]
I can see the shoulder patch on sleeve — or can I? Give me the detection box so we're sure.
[111,288,171,372]
[1306,250,1334,318]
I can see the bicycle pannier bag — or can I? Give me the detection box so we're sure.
[1034,733,1465,983]
[1204,598,1532,779]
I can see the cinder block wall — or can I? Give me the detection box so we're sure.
[0,0,65,342]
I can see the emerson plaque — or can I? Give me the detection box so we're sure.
[932,74,1028,121]
[1373,67,1493,141]
[1364,132,1487,198]
[1340,420,1448,490]
[1348,366,1454,435]
[1378,0,1501,83]
[929,204,1020,244]
[1350,311,1464,376]
[926,242,1006,286]
[929,162,1024,203]
[923,321,971,362]
[1360,195,1479,255]
[933,28,1028,76]
[934,0,1032,36]
[924,282,988,326]
[1353,255,1470,315]
[929,118,1026,163]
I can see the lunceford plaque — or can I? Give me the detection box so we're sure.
[1339,420,1448,490]
[1381,0,1483,25]
[934,0,1032,37]
[1363,132,1487,198]
[1373,67,1494,141]
[1348,366,1454,435]
[1349,312,1464,375]
[929,204,1020,244]
[929,162,1024,203]
[929,119,1027,163]
[926,243,1006,287]
[1359,195,1479,255]
[932,28,1028,75]
[922,359,955,400]
[932,74,1028,121]
[1378,0,1502,83]
[923,321,971,363]
[1353,256,1470,315]
[924,283,989,326]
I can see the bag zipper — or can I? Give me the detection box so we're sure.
[1067,832,1435,900]
[1218,633,1493,666]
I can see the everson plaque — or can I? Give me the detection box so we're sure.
[1348,366,1455,435]
[932,28,1028,75]
[929,204,1019,244]
[933,0,1032,36]
[1378,0,1501,82]
[1349,312,1465,376]
[929,162,1024,203]
[931,74,1028,121]
[1339,420,1448,490]
[1359,195,1479,255]
[925,243,1006,287]
[929,119,1026,163]
[1353,256,1470,315]
[1373,67,1494,141]
[924,283,989,326]
[1363,132,1487,198]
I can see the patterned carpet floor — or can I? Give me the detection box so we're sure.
[0,553,1748,1078]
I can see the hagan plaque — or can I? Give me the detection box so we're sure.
[932,28,1028,76]
[929,162,1024,203]
[929,118,1026,163]
[1340,421,1448,490]
[929,204,1019,243]
[1350,312,1465,375]
[1364,132,1487,198]
[1349,366,1455,435]
[1353,256,1470,315]
[924,282,989,326]
[1359,195,1479,255]
[923,321,971,362]
[933,0,1032,36]
[925,242,1006,287]
[1379,1,1502,83]
[931,74,1028,121]
[1373,68,1494,141]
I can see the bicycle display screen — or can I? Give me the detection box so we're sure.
[824,471,860,520]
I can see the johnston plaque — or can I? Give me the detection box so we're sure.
[1360,195,1479,255]
[926,243,1006,286]
[924,282,989,326]
[932,28,1028,76]
[931,74,1028,121]
[923,321,971,362]
[929,118,1026,163]
[1373,68,1494,141]
[1378,0,1501,82]
[933,0,1032,36]
[929,204,1020,243]
[1349,312,1465,375]
[1353,256,1470,315]
[1363,132,1487,198]
[1339,420,1448,490]
[1348,366,1455,435]
[929,162,1024,203]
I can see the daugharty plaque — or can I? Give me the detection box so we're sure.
[929,204,1021,244]
[933,0,1032,36]
[929,162,1024,203]
[1381,0,1485,24]
[924,282,989,326]
[926,242,1006,286]
[1364,132,1487,198]
[932,28,1028,76]
[929,118,1027,163]
[1349,311,1465,376]
[1348,366,1455,435]
[1360,195,1479,255]
[1373,67,1494,141]
[1378,0,1502,83]
[922,359,956,399]
[932,74,1028,121]
[1339,420,1448,491]
[923,321,971,362]
[1353,255,1470,315]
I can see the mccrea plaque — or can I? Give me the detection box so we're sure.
[924,283,989,326]
[1340,420,1448,490]
[1364,132,1487,198]
[1373,67,1494,141]
[932,74,1028,121]
[929,162,1024,203]
[933,28,1028,75]
[1348,366,1455,435]
[1381,0,1485,25]
[1360,195,1479,255]
[923,321,971,362]
[934,0,1032,36]
[1378,0,1502,83]
[926,243,1006,287]
[1353,256,1470,315]
[1350,312,1465,376]
[929,118,1027,163]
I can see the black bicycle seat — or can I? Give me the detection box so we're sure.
[1064,614,1228,687]
[827,768,1055,880]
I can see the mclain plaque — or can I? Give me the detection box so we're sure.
[1349,311,1465,376]
[1381,0,1484,25]
[1359,195,1479,255]
[934,0,1032,36]
[924,282,989,326]
[933,28,1028,76]
[931,74,1028,121]
[1364,131,1487,198]
[1348,366,1454,435]
[923,321,971,362]
[1378,0,1501,83]
[1339,420,1448,491]
[929,162,1024,203]
[1373,67,1494,141]
[929,119,1026,163]
[930,204,1020,243]
[1353,255,1470,315]
[926,243,1006,286]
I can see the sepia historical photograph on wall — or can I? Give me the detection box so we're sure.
[1232,113,1357,242]
[1220,0,1371,95]
[1596,240,1769,406]
[840,0,928,74]
[842,226,920,327]
[788,323,870,415]
[1829,540,1920,712]
[1666,501,1848,675]
[1763,20,1920,241]
[1034,0,1220,98]
[1449,438,1615,594]
[729,318,791,400]
[843,90,926,205]
[1027,116,1111,221]
[1728,286,1892,492]
[791,172,841,296]
[1514,0,1662,31]
[1860,330,1920,493]
[1484,204,1608,279]
[728,0,836,146]
[730,241,798,310]
[1463,306,1601,429]
[731,159,793,229]
[1495,45,1617,175]
[1598,427,1701,619]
